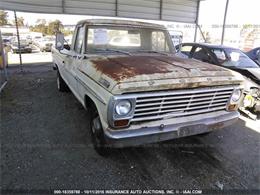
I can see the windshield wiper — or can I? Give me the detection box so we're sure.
[137,50,169,56]
[95,48,132,56]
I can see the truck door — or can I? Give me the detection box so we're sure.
[65,25,85,96]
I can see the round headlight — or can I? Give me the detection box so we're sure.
[115,100,132,116]
[231,89,241,102]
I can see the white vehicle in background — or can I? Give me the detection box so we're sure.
[37,36,55,52]
[10,37,32,54]
[31,32,43,47]
[25,35,33,44]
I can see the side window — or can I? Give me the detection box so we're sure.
[74,26,85,53]
[180,45,193,57]
[211,48,227,64]
[192,47,211,63]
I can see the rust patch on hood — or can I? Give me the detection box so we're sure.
[91,55,228,81]
[92,56,173,81]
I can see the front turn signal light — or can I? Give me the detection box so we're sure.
[114,119,129,128]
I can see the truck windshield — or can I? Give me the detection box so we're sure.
[86,26,174,54]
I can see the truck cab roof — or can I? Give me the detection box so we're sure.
[77,19,166,30]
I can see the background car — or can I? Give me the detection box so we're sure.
[35,36,55,52]
[246,47,260,66]
[2,36,12,47]
[10,37,32,54]
[176,43,260,118]
[32,35,43,47]
[176,43,259,84]
[25,35,33,44]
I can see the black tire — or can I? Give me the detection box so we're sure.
[57,70,70,92]
[90,115,110,156]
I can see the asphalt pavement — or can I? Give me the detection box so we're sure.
[1,64,260,194]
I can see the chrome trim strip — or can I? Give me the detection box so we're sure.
[135,95,231,107]
[131,106,227,122]
[135,99,228,112]
[134,103,227,116]
[124,86,236,100]
[136,91,233,102]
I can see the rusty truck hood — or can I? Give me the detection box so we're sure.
[78,55,243,94]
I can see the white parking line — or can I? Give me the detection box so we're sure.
[240,115,260,132]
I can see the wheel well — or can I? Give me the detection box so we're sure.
[84,95,98,116]
[53,63,58,70]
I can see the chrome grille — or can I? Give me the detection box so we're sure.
[132,86,235,122]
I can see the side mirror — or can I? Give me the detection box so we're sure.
[56,33,64,51]
[56,42,63,50]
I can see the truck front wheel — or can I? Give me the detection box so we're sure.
[57,70,70,92]
[90,115,110,156]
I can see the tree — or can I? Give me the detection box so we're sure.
[36,19,47,26]
[30,19,64,36]
[47,20,64,35]
[30,19,48,35]
[13,16,24,27]
[0,10,8,26]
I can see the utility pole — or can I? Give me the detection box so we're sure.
[14,11,23,70]
[221,0,229,45]
[194,0,201,42]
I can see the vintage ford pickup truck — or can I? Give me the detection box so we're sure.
[53,19,244,154]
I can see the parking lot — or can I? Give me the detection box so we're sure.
[1,64,259,192]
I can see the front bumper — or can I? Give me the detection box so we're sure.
[104,110,239,148]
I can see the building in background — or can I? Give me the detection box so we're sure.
[0,25,30,37]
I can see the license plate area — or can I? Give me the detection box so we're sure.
[179,124,208,137]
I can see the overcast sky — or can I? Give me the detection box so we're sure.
[5,0,260,26]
